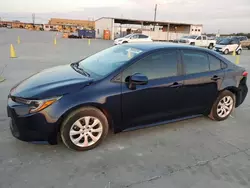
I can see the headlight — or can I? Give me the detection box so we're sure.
[17,96,62,113]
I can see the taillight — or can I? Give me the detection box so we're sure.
[242,71,248,77]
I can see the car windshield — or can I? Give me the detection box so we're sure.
[219,38,231,45]
[76,45,144,78]
[124,34,133,38]
[185,35,198,39]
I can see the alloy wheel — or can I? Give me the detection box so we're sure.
[216,96,234,118]
[69,116,103,147]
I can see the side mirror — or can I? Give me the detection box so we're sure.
[127,73,148,90]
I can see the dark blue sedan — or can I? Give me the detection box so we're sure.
[7,43,248,151]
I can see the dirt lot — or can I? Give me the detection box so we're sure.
[0,28,250,188]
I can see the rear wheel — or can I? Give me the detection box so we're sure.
[208,43,214,49]
[223,49,229,55]
[122,41,128,44]
[61,107,109,151]
[209,90,235,121]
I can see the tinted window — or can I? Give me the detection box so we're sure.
[131,35,139,39]
[208,54,221,71]
[230,40,239,44]
[122,50,178,81]
[182,50,209,74]
[139,34,148,39]
[197,36,202,40]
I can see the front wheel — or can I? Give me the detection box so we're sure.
[223,49,229,55]
[236,49,242,55]
[61,107,109,151]
[209,90,235,121]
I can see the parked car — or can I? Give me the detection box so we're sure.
[6,24,12,29]
[114,33,152,45]
[214,38,242,55]
[68,32,81,39]
[174,35,216,49]
[7,43,248,151]
[232,36,248,41]
[240,40,250,50]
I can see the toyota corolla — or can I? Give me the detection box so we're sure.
[7,43,248,151]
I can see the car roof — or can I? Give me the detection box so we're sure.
[123,42,209,52]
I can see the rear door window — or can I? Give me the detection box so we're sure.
[139,34,148,39]
[182,50,209,74]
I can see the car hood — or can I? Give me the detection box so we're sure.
[10,64,94,99]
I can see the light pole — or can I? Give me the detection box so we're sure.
[153,4,157,30]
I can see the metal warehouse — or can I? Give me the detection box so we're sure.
[95,17,203,41]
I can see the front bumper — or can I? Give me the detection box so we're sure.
[7,98,58,144]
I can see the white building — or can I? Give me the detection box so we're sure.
[95,17,203,41]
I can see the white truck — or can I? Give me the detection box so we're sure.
[174,35,216,49]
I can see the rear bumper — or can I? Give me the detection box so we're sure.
[236,82,248,107]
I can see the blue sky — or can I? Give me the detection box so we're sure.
[1,0,250,33]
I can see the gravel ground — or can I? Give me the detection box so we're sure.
[0,28,250,188]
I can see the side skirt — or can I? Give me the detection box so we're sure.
[122,114,203,132]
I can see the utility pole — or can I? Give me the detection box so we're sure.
[32,13,35,25]
[153,4,157,31]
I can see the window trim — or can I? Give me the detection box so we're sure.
[112,49,181,83]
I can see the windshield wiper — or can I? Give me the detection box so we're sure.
[71,62,90,77]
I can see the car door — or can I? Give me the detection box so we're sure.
[195,36,202,46]
[180,49,224,115]
[120,49,186,130]
[202,36,208,47]
[138,34,150,42]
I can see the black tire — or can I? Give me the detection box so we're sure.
[236,49,242,55]
[122,41,128,44]
[190,42,195,46]
[247,46,250,50]
[208,43,214,49]
[61,107,109,151]
[208,90,235,121]
[223,49,229,55]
